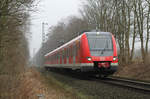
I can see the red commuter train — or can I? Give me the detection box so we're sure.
[44,32,118,77]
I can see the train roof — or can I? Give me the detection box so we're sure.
[85,32,112,36]
[45,34,82,57]
[45,31,112,57]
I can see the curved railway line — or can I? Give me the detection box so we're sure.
[95,76,150,94]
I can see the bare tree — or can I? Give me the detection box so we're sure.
[80,0,150,64]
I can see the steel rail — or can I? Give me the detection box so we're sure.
[97,76,150,93]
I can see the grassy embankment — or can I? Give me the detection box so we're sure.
[40,67,91,99]
[115,55,150,81]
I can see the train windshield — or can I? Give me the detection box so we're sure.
[87,33,113,56]
[87,35,113,51]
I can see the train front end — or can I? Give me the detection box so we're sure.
[84,32,118,75]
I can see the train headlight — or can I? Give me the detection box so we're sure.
[113,57,117,61]
[87,57,92,61]
[96,32,100,35]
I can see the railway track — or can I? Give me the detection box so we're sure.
[43,68,150,94]
[96,76,150,94]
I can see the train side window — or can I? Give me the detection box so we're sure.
[55,54,56,63]
[78,42,80,54]
[62,49,64,63]
[54,54,55,63]
[59,51,61,64]
[70,46,72,57]
[73,44,76,64]
[65,48,67,58]
[77,43,79,56]
[61,51,62,59]
[67,48,69,58]
[64,49,65,62]
[79,41,80,50]
[54,55,55,63]
[68,47,70,57]
[67,48,68,58]
[53,55,55,62]
[66,48,68,58]
[66,48,67,58]
[57,54,58,63]
[56,52,58,61]
[58,52,59,64]
[56,54,57,63]
[53,55,54,63]
[73,45,75,56]
[76,44,78,56]
[53,55,54,62]
[64,49,66,60]
[50,56,51,60]
[74,44,76,56]
[52,56,53,63]
[67,48,69,64]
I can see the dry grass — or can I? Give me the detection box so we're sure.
[115,56,150,81]
[115,53,150,81]
[0,67,74,99]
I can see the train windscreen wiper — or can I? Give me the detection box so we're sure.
[101,41,107,54]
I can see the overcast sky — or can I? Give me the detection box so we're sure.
[29,0,82,57]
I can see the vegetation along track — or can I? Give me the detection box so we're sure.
[96,76,150,94]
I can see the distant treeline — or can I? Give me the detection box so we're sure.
[34,0,150,66]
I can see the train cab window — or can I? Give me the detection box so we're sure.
[87,34,113,56]
[87,35,113,50]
